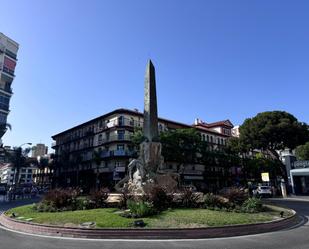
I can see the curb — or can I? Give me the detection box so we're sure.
[0,210,299,240]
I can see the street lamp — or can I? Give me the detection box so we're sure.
[19,143,32,147]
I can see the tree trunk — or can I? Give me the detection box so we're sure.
[267,149,288,183]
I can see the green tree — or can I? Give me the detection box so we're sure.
[295,142,309,160]
[160,128,201,163]
[239,111,309,179]
[130,128,145,148]
[6,147,31,186]
[225,136,250,155]
[37,156,49,186]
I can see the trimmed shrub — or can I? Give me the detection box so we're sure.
[143,184,173,211]
[88,188,109,208]
[118,185,131,210]
[241,197,263,213]
[33,201,56,212]
[180,188,200,208]
[43,188,81,210]
[34,187,110,212]
[203,193,228,209]
[126,200,156,218]
[219,187,248,206]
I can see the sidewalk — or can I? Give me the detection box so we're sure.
[286,195,309,202]
[271,195,309,202]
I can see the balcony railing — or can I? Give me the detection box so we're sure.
[95,118,143,132]
[101,149,134,158]
[5,50,17,60]
[98,134,131,145]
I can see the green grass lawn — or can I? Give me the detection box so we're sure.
[5,205,288,229]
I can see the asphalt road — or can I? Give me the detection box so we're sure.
[0,198,308,249]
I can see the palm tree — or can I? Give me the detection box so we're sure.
[8,147,31,186]
[37,156,49,186]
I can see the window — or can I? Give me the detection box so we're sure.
[117,144,124,151]
[118,130,125,140]
[98,134,103,144]
[0,112,7,124]
[210,136,213,143]
[118,116,124,126]
[27,169,32,173]
[130,117,134,126]
[206,135,209,142]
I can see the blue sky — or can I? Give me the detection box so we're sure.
[1,0,309,151]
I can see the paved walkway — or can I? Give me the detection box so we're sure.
[271,195,309,202]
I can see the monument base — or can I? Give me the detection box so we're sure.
[118,141,165,194]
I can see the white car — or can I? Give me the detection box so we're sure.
[253,186,272,197]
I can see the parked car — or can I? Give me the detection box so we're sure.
[253,185,272,197]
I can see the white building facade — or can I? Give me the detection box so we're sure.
[0,163,37,186]
[0,33,19,138]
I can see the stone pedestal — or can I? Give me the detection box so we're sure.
[139,142,164,177]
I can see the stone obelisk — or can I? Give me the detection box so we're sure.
[116,60,164,193]
[143,60,159,142]
[139,59,164,178]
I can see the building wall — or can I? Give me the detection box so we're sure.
[51,109,233,189]
[31,144,48,158]
[0,33,18,134]
[0,163,37,185]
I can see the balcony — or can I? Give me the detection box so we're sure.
[2,66,15,77]
[99,118,143,130]
[0,103,9,111]
[98,134,131,145]
[5,50,17,60]
[115,166,126,172]
[101,149,134,158]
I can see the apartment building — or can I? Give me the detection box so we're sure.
[0,163,37,185]
[0,33,19,139]
[31,143,48,158]
[52,108,233,190]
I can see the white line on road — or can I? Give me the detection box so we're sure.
[0,222,295,243]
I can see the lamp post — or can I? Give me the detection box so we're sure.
[19,142,32,147]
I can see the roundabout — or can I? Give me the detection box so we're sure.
[0,199,308,249]
[0,203,298,239]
